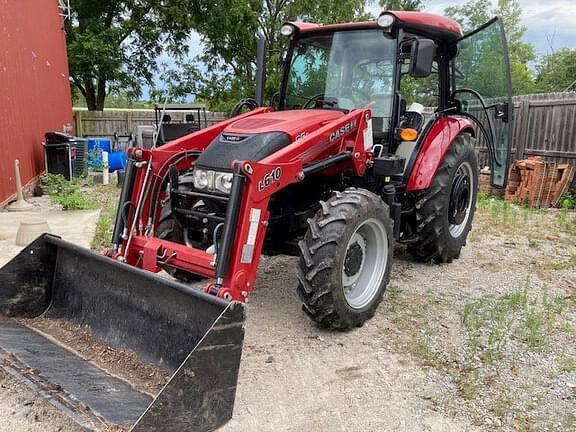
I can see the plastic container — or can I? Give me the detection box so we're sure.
[87,138,112,169]
[108,151,128,172]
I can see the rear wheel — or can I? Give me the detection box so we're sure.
[297,188,394,330]
[157,203,203,283]
[408,133,479,263]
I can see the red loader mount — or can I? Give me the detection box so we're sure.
[0,10,512,431]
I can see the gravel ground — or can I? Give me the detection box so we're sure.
[0,202,574,431]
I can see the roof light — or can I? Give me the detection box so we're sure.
[280,23,296,37]
[377,13,395,30]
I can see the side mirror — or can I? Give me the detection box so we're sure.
[409,39,435,78]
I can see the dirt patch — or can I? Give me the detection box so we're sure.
[20,318,170,396]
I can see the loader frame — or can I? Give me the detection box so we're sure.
[118,108,374,301]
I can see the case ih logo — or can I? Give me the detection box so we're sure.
[329,119,356,142]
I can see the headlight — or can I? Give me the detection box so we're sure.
[193,169,210,190]
[214,172,233,194]
[193,169,232,194]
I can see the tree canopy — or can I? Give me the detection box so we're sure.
[379,0,425,11]
[68,0,574,110]
[66,0,196,110]
[154,0,370,111]
[444,0,536,95]
[535,49,576,93]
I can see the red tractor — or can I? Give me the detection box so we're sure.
[114,11,512,328]
[0,10,512,431]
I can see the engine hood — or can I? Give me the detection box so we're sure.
[224,109,344,140]
[195,110,345,172]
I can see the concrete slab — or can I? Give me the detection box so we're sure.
[0,209,100,266]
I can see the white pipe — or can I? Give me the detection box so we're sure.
[102,151,109,185]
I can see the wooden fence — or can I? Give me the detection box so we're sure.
[511,92,576,164]
[73,92,576,166]
[73,108,227,138]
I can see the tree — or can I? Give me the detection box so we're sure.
[156,0,371,111]
[535,49,576,93]
[66,0,195,110]
[445,0,536,95]
[380,0,425,11]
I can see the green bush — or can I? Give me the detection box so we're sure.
[559,187,576,209]
[40,173,77,196]
[40,173,96,210]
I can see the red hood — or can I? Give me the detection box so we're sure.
[224,110,344,141]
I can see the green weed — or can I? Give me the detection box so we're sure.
[41,173,97,210]
[462,280,566,361]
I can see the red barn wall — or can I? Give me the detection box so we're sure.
[0,0,73,205]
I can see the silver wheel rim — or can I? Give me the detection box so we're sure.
[449,161,474,238]
[342,218,388,310]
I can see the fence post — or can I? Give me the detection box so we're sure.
[127,111,133,135]
[515,100,530,160]
[74,110,83,136]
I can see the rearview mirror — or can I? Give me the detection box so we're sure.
[409,39,435,78]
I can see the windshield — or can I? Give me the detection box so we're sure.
[284,29,397,131]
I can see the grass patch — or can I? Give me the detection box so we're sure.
[475,194,575,240]
[558,355,576,373]
[89,184,120,251]
[462,281,567,362]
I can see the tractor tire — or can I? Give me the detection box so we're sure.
[297,188,394,330]
[408,133,479,263]
[157,203,203,283]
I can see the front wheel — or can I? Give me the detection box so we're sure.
[297,188,394,330]
[408,133,479,263]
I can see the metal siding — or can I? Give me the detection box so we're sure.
[0,0,73,205]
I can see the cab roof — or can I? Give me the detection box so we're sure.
[290,11,463,43]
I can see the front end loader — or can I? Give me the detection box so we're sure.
[0,10,512,431]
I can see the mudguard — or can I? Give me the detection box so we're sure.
[406,116,475,191]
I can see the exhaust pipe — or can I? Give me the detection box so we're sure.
[0,234,244,431]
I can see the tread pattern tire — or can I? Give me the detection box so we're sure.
[408,133,479,263]
[296,188,394,330]
[157,204,203,283]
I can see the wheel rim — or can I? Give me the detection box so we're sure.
[342,218,388,310]
[449,161,474,238]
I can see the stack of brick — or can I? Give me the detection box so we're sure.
[504,157,575,208]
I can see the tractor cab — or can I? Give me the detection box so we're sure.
[278,11,512,186]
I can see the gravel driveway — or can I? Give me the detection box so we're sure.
[1,201,575,431]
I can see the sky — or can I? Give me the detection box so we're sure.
[148,0,576,98]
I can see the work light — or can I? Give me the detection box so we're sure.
[280,23,296,37]
[377,13,395,30]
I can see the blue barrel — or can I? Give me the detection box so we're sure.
[87,138,112,169]
[108,151,128,172]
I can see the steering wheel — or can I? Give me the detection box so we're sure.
[302,94,339,109]
[230,98,259,117]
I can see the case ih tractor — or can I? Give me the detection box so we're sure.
[0,11,512,432]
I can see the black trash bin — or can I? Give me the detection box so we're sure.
[44,132,88,180]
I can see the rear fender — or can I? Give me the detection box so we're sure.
[406,116,475,191]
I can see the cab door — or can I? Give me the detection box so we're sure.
[450,17,513,187]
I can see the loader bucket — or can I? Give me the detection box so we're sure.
[0,234,244,431]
